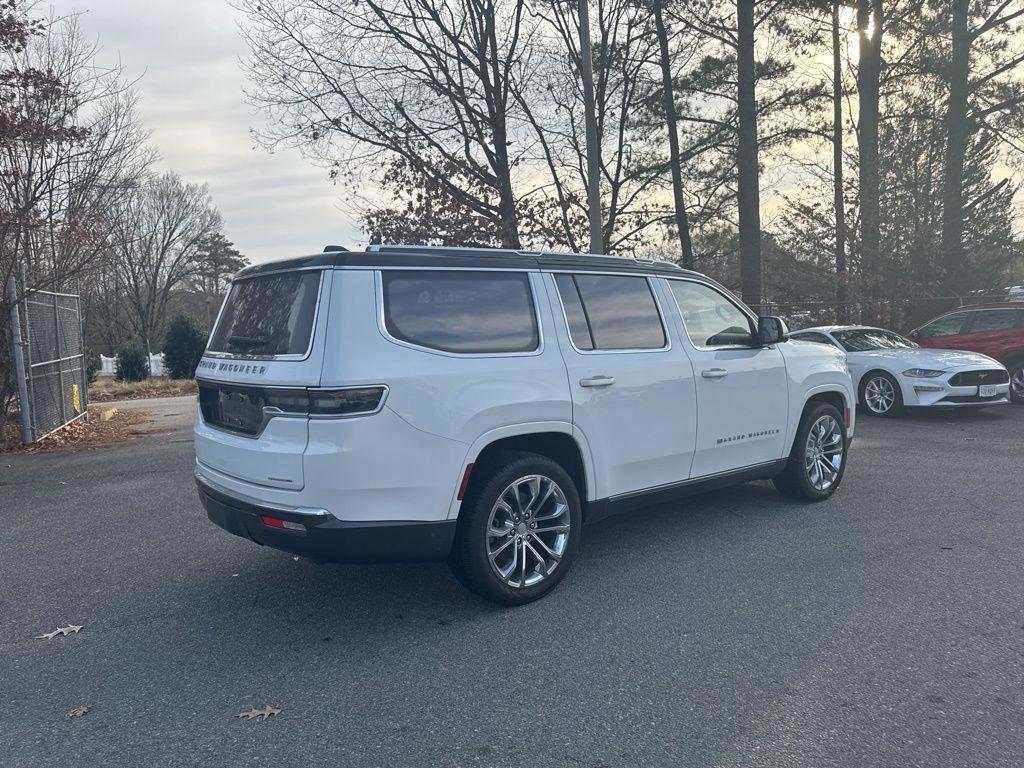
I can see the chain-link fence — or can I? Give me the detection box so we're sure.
[18,289,89,441]
[761,294,1017,332]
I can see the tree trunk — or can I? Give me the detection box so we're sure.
[832,0,848,322]
[578,0,604,254]
[653,0,695,268]
[856,0,882,320]
[940,0,970,292]
[736,0,762,309]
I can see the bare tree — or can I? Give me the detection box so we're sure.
[109,172,221,353]
[239,0,533,248]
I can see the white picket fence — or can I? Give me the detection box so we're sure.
[99,353,166,378]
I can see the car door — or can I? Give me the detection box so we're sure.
[956,308,1022,361]
[662,279,789,479]
[546,272,698,500]
[913,310,972,351]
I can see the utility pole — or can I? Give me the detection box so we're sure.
[6,275,33,444]
[578,0,603,254]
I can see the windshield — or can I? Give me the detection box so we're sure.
[207,271,322,356]
[832,328,917,352]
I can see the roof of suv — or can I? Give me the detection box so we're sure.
[234,244,707,282]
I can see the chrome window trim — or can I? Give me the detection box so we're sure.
[374,270,545,358]
[548,272,672,355]
[661,276,761,351]
[203,269,328,362]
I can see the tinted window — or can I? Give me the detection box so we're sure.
[383,271,538,353]
[792,331,835,346]
[556,274,666,350]
[668,280,754,347]
[968,309,1021,333]
[208,271,321,356]
[918,312,967,337]
[832,328,916,352]
[554,275,594,350]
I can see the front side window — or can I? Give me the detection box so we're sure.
[382,271,538,354]
[917,312,966,338]
[832,328,916,352]
[667,280,755,347]
[967,309,1022,333]
[208,271,322,356]
[554,274,666,350]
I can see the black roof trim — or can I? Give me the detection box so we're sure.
[234,245,713,283]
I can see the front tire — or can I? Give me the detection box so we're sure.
[449,452,581,606]
[860,371,903,417]
[1009,360,1024,405]
[773,402,848,502]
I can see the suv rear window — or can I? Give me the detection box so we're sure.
[555,274,666,350]
[208,271,322,356]
[382,271,539,353]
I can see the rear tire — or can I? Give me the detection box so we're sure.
[773,402,848,502]
[449,452,581,606]
[1009,360,1024,405]
[859,371,903,417]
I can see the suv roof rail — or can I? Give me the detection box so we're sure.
[364,243,684,268]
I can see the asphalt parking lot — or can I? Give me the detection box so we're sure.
[2,403,1022,767]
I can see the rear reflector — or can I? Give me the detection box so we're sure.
[457,463,474,500]
[260,515,306,532]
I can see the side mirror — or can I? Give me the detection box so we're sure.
[758,316,789,346]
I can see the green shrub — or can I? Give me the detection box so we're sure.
[115,343,149,382]
[163,314,206,379]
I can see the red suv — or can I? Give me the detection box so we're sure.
[910,303,1024,404]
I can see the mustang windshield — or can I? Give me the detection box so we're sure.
[832,328,917,352]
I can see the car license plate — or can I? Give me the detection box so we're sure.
[980,384,998,397]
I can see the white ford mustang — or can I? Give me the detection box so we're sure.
[790,325,1011,417]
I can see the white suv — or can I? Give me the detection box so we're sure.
[194,245,855,605]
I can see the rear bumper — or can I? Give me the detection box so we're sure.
[196,473,456,563]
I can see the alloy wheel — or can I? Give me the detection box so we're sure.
[486,475,571,588]
[864,376,896,414]
[804,414,844,492]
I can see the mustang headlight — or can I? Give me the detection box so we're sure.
[902,368,945,378]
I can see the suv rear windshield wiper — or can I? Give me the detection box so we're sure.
[227,335,270,350]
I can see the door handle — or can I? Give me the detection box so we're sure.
[579,376,615,388]
[701,368,728,379]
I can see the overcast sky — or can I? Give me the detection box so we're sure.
[52,0,361,264]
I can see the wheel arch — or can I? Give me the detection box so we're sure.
[786,386,851,455]
[448,423,595,520]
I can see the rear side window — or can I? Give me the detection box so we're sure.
[968,309,1023,333]
[554,274,666,350]
[208,271,321,356]
[382,271,538,353]
[917,312,966,337]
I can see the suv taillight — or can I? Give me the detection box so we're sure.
[309,387,387,416]
[259,386,387,417]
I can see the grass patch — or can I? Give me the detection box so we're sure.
[89,377,197,402]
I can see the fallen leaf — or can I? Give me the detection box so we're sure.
[37,624,84,640]
[67,706,92,718]
[238,705,282,721]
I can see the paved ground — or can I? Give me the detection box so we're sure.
[98,394,197,433]
[1,404,1022,767]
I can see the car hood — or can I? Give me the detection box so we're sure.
[847,347,1000,368]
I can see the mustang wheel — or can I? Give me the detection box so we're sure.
[450,451,581,606]
[860,371,903,417]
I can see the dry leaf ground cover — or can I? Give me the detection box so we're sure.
[0,407,160,454]
[88,377,197,402]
